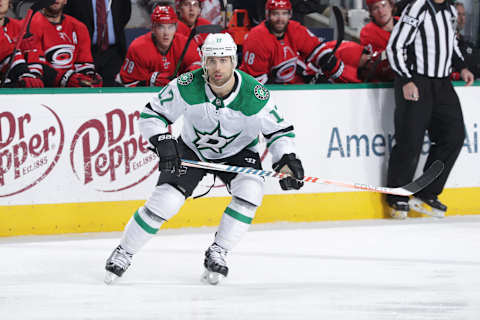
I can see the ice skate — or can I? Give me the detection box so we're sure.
[409,197,446,218]
[104,245,133,285]
[201,243,228,285]
[387,200,410,219]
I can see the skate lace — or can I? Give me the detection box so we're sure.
[208,244,227,266]
[110,247,133,269]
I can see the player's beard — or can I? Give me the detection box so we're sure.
[208,68,234,89]
[267,20,288,36]
[43,3,64,19]
[273,23,287,34]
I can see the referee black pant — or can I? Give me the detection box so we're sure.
[386,74,465,203]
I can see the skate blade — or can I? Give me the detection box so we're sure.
[390,208,408,220]
[104,271,119,285]
[201,269,225,286]
[409,198,445,218]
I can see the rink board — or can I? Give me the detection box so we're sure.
[1,83,480,236]
[1,187,479,236]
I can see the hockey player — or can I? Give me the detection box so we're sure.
[451,2,479,79]
[359,0,398,82]
[30,0,102,87]
[239,0,342,84]
[175,0,212,46]
[311,40,394,83]
[360,0,398,52]
[0,0,44,87]
[116,5,201,87]
[105,33,304,285]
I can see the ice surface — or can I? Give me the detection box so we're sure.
[1,216,480,320]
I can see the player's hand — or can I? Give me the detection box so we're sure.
[150,72,171,86]
[84,71,103,87]
[450,72,461,81]
[272,153,304,190]
[402,81,419,101]
[149,133,182,176]
[64,72,93,87]
[460,68,474,86]
[318,52,339,74]
[19,73,44,88]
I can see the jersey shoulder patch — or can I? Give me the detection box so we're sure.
[253,84,270,101]
[176,69,208,105]
[177,71,194,86]
[228,70,270,116]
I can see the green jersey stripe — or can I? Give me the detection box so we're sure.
[266,132,295,148]
[246,136,259,148]
[140,112,169,127]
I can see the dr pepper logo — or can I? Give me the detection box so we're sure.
[0,105,64,197]
[70,108,157,192]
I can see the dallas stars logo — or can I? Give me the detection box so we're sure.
[254,85,269,100]
[193,122,240,154]
[177,72,193,85]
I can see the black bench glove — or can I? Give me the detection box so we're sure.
[318,52,338,74]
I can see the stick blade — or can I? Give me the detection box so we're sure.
[400,160,445,195]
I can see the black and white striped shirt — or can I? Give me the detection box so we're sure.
[387,0,466,80]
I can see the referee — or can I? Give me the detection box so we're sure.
[385,0,474,219]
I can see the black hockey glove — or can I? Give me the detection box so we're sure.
[272,153,304,190]
[318,52,339,74]
[149,133,182,175]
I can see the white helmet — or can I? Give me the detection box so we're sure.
[201,33,237,73]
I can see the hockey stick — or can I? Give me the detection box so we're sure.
[331,6,344,55]
[1,0,54,87]
[180,159,444,196]
[171,23,223,79]
[310,6,344,84]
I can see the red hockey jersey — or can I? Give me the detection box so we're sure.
[118,32,201,87]
[1,17,44,83]
[240,20,329,84]
[323,41,364,83]
[359,17,399,53]
[30,12,94,86]
[318,41,395,83]
[1,18,26,80]
[176,17,211,46]
[359,18,398,82]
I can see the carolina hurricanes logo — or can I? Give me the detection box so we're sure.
[45,44,75,69]
[271,57,297,83]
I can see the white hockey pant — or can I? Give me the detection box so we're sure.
[120,184,185,254]
[214,173,264,251]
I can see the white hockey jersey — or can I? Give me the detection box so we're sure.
[139,69,296,163]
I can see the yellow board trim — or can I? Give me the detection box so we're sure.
[1,188,480,237]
